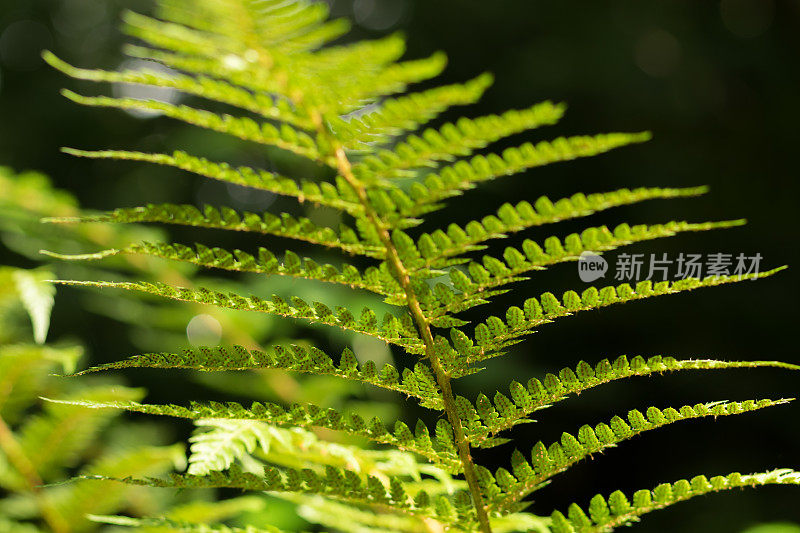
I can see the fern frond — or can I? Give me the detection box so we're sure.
[307,33,406,73]
[151,0,348,53]
[45,398,460,471]
[459,267,785,365]
[119,43,281,102]
[67,344,444,409]
[116,30,395,110]
[414,187,710,267]
[79,465,462,521]
[484,398,792,513]
[266,18,352,55]
[133,29,439,116]
[43,52,312,129]
[186,419,271,476]
[44,241,402,301]
[427,220,743,316]
[60,148,364,215]
[61,91,326,164]
[50,280,424,352]
[549,469,800,533]
[473,356,800,438]
[87,515,286,533]
[43,2,796,531]
[400,133,652,217]
[187,420,458,488]
[351,102,567,181]
[43,203,386,257]
[332,52,449,114]
[114,12,412,113]
[120,10,232,58]
[121,6,342,79]
[333,74,494,150]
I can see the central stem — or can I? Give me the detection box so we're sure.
[329,143,493,533]
[245,23,488,529]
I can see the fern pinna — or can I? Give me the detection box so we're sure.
[43,1,797,532]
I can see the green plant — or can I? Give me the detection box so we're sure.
[42,1,798,531]
[0,171,281,533]
[0,265,187,533]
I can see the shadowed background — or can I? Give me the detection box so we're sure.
[1,0,798,531]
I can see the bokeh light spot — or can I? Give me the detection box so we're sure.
[635,29,681,78]
[112,59,182,118]
[226,182,276,210]
[352,334,392,366]
[52,0,109,37]
[0,20,53,72]
[187,313,223,346]
[720,0,774,39]
[353,0,408,31]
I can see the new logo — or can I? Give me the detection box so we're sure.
[578,251,608,282]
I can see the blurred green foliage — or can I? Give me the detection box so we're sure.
[742,525,800,533]
[0,261,184,532]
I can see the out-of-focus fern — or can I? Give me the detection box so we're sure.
[1,172,318,533]
[42,1,797,532]
[0,266,189,533]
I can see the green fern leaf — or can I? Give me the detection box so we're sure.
[186,419,273,476]
[333,73,494,149]
[186,419,459,492]
[43,52,312,129]
[78,465,452,520]
[309,33,405,72]
[43,2,798,531]
[43,203,386,257]
[401,132,652,217]
[44,398,459,471]
[67,344,444,409]
[460,267,785,366]
[474,355,800,438]
[424,220,743,320]
[147,0,348,54]
[487,398,792,513]
[549,469,800,533]
[61,90,326,164]
[60,148,364,215]
[334,52,449,114]
[11,270,56,345]
[44,242,402,301]
[414,187,710,267]
[50,280,423,352]
[352,101,567,181]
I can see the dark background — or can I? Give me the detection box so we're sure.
[1,0,798,531]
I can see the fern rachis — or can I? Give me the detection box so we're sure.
[41,1,798,532]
